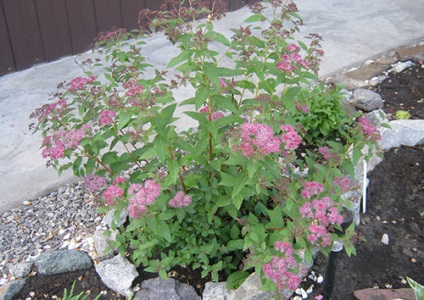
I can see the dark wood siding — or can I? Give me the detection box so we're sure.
[0,0,251,76]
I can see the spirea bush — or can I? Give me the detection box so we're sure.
[31,0,381,295]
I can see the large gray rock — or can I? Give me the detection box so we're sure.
[0,279,27,300]
[203,282,235,300]
[379,120,424,150]
[93,229,116,261]
[364,109,388,127]
[232,273,276,300]
[33,250,92,275]
[95,254,138,298]
[134,277,200,300]
[352,88,384,112]
[104,209,128,229]
[9,261,33,278]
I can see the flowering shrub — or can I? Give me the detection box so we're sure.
[31,0,381,295]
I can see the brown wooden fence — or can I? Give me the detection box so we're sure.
[0,0,255,76]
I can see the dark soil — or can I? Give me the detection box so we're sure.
[13,61,424,300]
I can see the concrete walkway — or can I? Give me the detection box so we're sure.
[1,0,424,213]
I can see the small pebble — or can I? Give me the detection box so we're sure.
[317,275,324,283]
[381,234,389,245]
[411,258,417,263]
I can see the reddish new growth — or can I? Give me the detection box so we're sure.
[41,124,92,159]
[263,241,304,291]
[30,99,67,123]
[128,180,161,218]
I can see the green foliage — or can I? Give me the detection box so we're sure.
[407,277,424,300]
[62,281,102,300]
[31,0,381,293]
[396,110,411,119]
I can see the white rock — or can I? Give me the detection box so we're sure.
[306,285,314,294]
[381,234,389,245]
[96,255,139,298]
[202,282,235,300]
[390,60,413,73]
[300,288,308,299]
[317,275,324,284]
[379,120,424,150]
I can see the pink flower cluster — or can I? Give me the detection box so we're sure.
[84,174,107,192]
[276,43,309,72]
[169,191,192,208]
[124,79,144,97]
[99,110,117,126]
[68,76,96,91]
[280,125,302,150]
[42,124,92,159]
[300,181,324,198]
[299,196,343,247]
[199,106,225,121]
[128,180,161,218]
[263,241,303,291]
[358,117,381,140]
[240,123,281,158]
[103,185,124,206]
[318,147,332,160]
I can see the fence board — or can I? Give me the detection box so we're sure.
[65,0,97,53]
[35,0,73,61]
[94,0,123,33]
[121,0,146,31]
[0,2,16,74]
[2,0,45,70]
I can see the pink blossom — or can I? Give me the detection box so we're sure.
[199,106,209,114]
[113,176,126,185]
[128,202,147,218]
[211,111,225,121]
[237,123,282,158]
[334,176,351,192]
[300,181,324,198]
[219,78,227,88]
[318,147,332,160]
[295,101,310,113]
[99,110,117,126]
[102,185,123,206]
[280,125,302,150]
[274,241,293,255]
[124,79,144,97]
[68,76,96,91]
[358,117,381,140]
[42,125,92,159]
[169,191,192,208]
[128,180,161,208]
[299,202,314,218]
[287,43,300,52]
[84,175,107,192]
[276,61,295,72]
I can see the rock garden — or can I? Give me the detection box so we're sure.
[1,1,423,300]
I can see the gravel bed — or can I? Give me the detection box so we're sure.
[0,181,104,284]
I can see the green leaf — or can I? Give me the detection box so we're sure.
[219,172,236,187]
[167,50,192,68]
[195,85,210,110]
[102,152,118,165]
[226,271,250,289]
[230,224,241,240]
[203,63,220,87]
[231,193,244,210]
[139,147,158,160]
[342,159,355,178]
[117,111,132,130]
[205,31,230,46]
[243,14,266,23]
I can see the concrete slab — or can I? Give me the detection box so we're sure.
[1,0,424,213]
